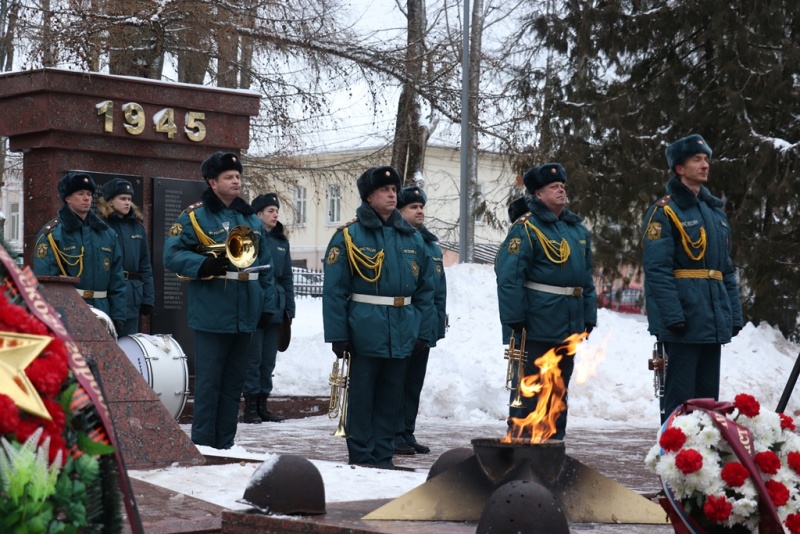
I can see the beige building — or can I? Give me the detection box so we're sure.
[250,145,521,270]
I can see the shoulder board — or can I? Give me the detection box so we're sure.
[337,217,357,230]
[514,213,532,225]
[40,218,60,236]
[657,195,672,207]
[184,201,204,214]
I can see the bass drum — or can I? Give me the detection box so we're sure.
[117,334,189,420]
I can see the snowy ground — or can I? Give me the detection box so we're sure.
[128,263,800,514]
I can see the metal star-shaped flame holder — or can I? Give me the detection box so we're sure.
[0,331,53,421]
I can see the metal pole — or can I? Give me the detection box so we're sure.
[458,0,470,263]
[776,351,800,413]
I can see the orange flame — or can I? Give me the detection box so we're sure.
[502,332,587,444]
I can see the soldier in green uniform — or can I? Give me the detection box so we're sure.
[642,134,743,423]
[393,185,446,456]
[97,178,155,337]
[323,166,434,467]
[33,172,127,334]
[242,192,294,424]
[163,151,277,449]
[495,163,597,440]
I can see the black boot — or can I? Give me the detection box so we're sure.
[258,394,285,422]
[242,395,262,424]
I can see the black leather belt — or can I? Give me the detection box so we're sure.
[124,271,143,281]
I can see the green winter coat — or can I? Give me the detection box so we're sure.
[163,188,277,334]
[323,203,435,358]
[33,204,127,322]
[419,225,447,348]
[495,198,597,344]
[100,205,155,321]
[265,221,295,323]
[642,177,743,343]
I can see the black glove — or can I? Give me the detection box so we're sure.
[585,324,594,336]
[667,322,688,336]
[113,320,125,335]
[140,304,153,316]
[257,313,273,329]
[332,341,351,359]
[509,322,526,333]
[413,338,427,352]
[198,256,228,278]
[732,325,742,338]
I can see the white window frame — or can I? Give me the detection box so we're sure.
[327,184,341,224]
[294,185,307,225]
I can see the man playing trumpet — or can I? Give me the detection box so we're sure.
[322,166,434,468]
[164,151,277,449]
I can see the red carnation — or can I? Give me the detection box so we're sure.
[734,393,760,417]
[785,513,800,534]
[675,448,703,474]
[659,427,687,452]
[766,479,790,507]
[26,342,69,397]
[0,394,21,435]
[780,413,796,431]
[703,494,733,523]
[0,300,49,335]
[754,451,781,475]
[788,451,800,473]
[721,462,749,487]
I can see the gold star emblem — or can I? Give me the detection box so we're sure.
[0,332,53,421]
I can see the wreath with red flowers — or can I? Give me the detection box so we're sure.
[0,255,122,532]
[646,394,800,534]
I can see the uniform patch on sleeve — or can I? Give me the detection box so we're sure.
[169,222,183,237]
[37,243,49,259]
[327,247,341,265]
[646,222,662,240]
[508,237,521,254]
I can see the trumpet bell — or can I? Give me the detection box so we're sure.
[227,225,258,269]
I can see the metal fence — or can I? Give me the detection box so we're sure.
[292,267,323,298]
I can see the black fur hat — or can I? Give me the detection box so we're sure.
[507,197,529,223]
[397,185,427,209]
[666,134,712,173]
[58,172,96,201]
[201,151,244,181]
[356,166,402,202]
[523,163,567,194]
[102,178,134,201]
[251,192,280,212]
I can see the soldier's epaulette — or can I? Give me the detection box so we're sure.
[514,212,532,225]
[40,218,60,236]
[183,201,204,214]
[657,195,672,207]
[337,217,357,230]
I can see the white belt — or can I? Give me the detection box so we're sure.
[218,272,259,282]
[351,293,412,307]
[524,281,583,297]
[76,288,107,299]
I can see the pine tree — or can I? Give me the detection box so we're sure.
[503,0,800,339]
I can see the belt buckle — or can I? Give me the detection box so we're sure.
[83,290,94,299]
[708,269,718,279]
[238,272,250,282]
[572,287,582,297]
[123,271,130,280]
[393,296,405,307]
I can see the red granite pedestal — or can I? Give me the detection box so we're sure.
[37,276,203,468]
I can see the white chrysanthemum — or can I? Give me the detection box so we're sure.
[749,411,782,449]
[728,494,758,525]
[694,424,722,450]
[673,411,705,436]
[645,443,661,472]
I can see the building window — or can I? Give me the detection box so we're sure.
[8,202,20,242]
[294,186,307,225]
[473,183,485,225]
[327,185,341,224]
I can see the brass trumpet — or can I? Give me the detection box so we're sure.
[328,351,351,438]
[177,225,259,281]
[504,328,527,408]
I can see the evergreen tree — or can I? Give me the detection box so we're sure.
[503,0,800,338]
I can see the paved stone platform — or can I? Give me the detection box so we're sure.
[126,397,674,533]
